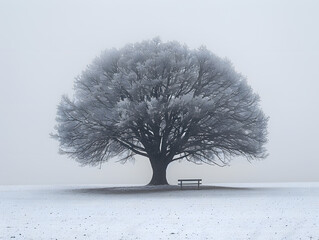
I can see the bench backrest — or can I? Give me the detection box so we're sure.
[178,179,202,182]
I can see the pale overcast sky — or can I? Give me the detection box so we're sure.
[1,0,318,185]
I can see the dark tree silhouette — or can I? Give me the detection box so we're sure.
[53,38,268,185]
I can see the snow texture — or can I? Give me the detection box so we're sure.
[1,183,319,240]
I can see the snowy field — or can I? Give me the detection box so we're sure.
[1,183,319,240]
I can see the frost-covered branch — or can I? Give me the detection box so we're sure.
[53,38,268,183]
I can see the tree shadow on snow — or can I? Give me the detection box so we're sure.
[65,184,258,196]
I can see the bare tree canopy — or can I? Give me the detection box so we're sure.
[53,38,268,185]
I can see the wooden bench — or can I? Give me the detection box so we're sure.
[178,179,202,189]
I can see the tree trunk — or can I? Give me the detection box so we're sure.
[148,158,169,185]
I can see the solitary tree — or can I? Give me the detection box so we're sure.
[53,38,268,185]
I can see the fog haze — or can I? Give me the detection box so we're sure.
[1,0,318,184]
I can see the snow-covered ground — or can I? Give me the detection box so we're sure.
[1,183,319,240]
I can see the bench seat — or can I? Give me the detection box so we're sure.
[178,179,202,189]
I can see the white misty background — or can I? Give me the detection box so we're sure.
[0,0,318,185]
